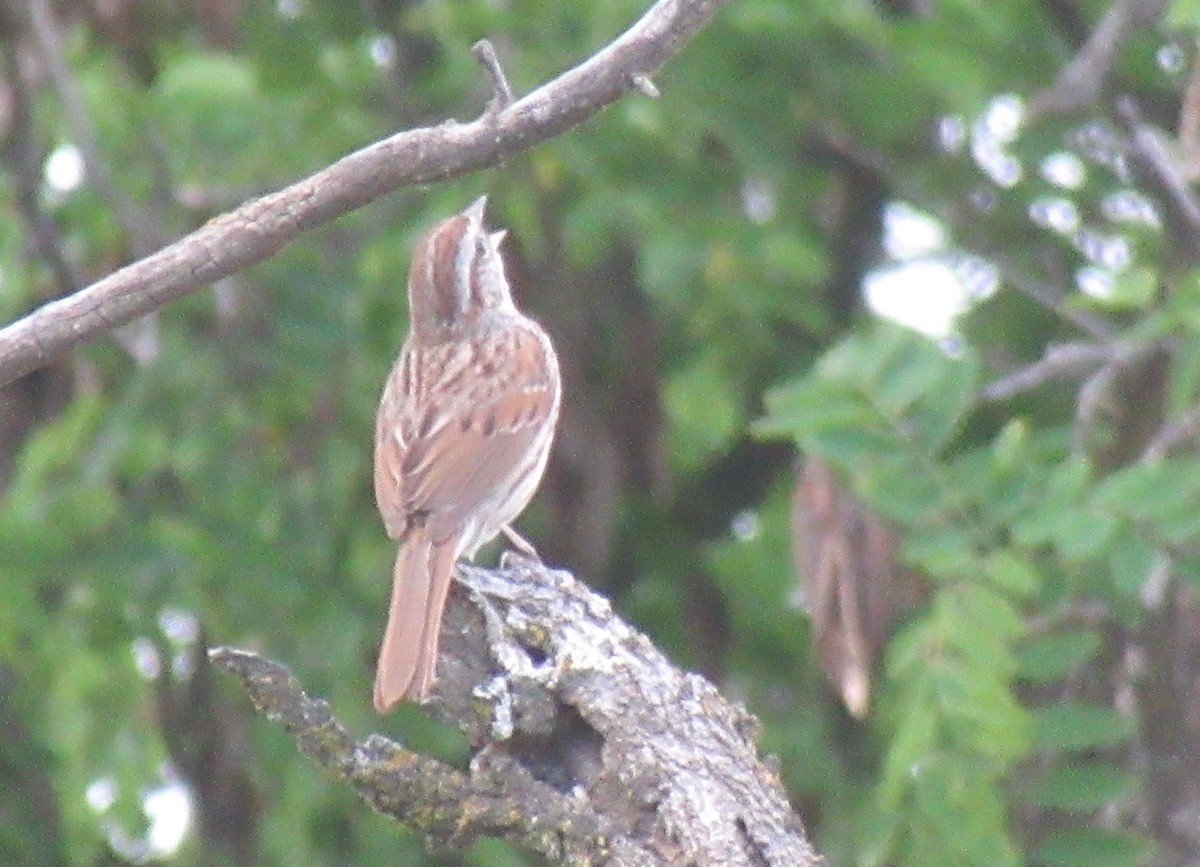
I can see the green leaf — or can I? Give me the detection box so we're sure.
[989,419,1028,471]
[1093,459,1200,525]
[955,584,1026,644]
[1018,505,1116,560]
[663,352,744,473]
[1034,828,1155,867]
[909,351,979,454]
[805,424,907,464]
[1015,629,1101,682]
[901,528,977,580]
[1100,265,1157,309]
[984,550,1041,597]
[1027,761,1133,811]
[1167,0,1200,27]
[886,614,935,678]
[760,323,977,459]
[758,379,879,442]
[933,663,1029,760]
[861,456,945,525]
[880,692,939,807]
[1106,530,1157,598]
[1032,703,1134,751]
[847,324,977,454]
[1011,456,1093,550]
[907,760,1021,867]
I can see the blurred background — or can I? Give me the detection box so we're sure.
[4,0,1200,865]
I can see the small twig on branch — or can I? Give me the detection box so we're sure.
[981,341,1112,401]
[471,39,515,112]
[0,0,728,387]
[631,74,661,98]
[212,560,818,867]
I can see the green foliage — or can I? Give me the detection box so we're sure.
[2,0,1197,864]
[1034,828,1156,867]
[762,326,1036,863]
[1027,761,1133,811]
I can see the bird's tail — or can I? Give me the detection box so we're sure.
[373,530,458,712]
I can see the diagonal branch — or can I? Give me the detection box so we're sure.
[212,560,818,867]
[1116,97,1200,262]
[208,646,611,862]
[0,0,727,387]
[1030,0,1170,117]
[980,341,1112,402]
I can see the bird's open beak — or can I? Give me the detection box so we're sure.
[463,195,488,226]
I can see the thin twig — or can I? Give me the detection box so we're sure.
[0,0,728,387]
[989,252,1117,339]
[1116,98,1200,262]
[631,73,660,98]
[471,39,514,112]
[1143,401,1200,460]
[981,342,1111,401]
[1030,0,1170,117]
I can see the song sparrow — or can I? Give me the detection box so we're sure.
[372,196,561,711]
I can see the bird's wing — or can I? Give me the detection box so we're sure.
[373,324,558,543]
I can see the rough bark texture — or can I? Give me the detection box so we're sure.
[210,558,818,866]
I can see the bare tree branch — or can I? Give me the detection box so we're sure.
[981,341,1112,401]
[212,560,818,867]
[1030,0,1169,117]
[0,0,727,387]
[1031,1,1200,263]
[1116,98,1200,262]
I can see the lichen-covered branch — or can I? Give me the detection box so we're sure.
[208,646,612,862]
[211,559,819,867]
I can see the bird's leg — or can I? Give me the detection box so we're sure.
[499,524,541,565]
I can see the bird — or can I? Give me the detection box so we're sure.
[371,195,561,711]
